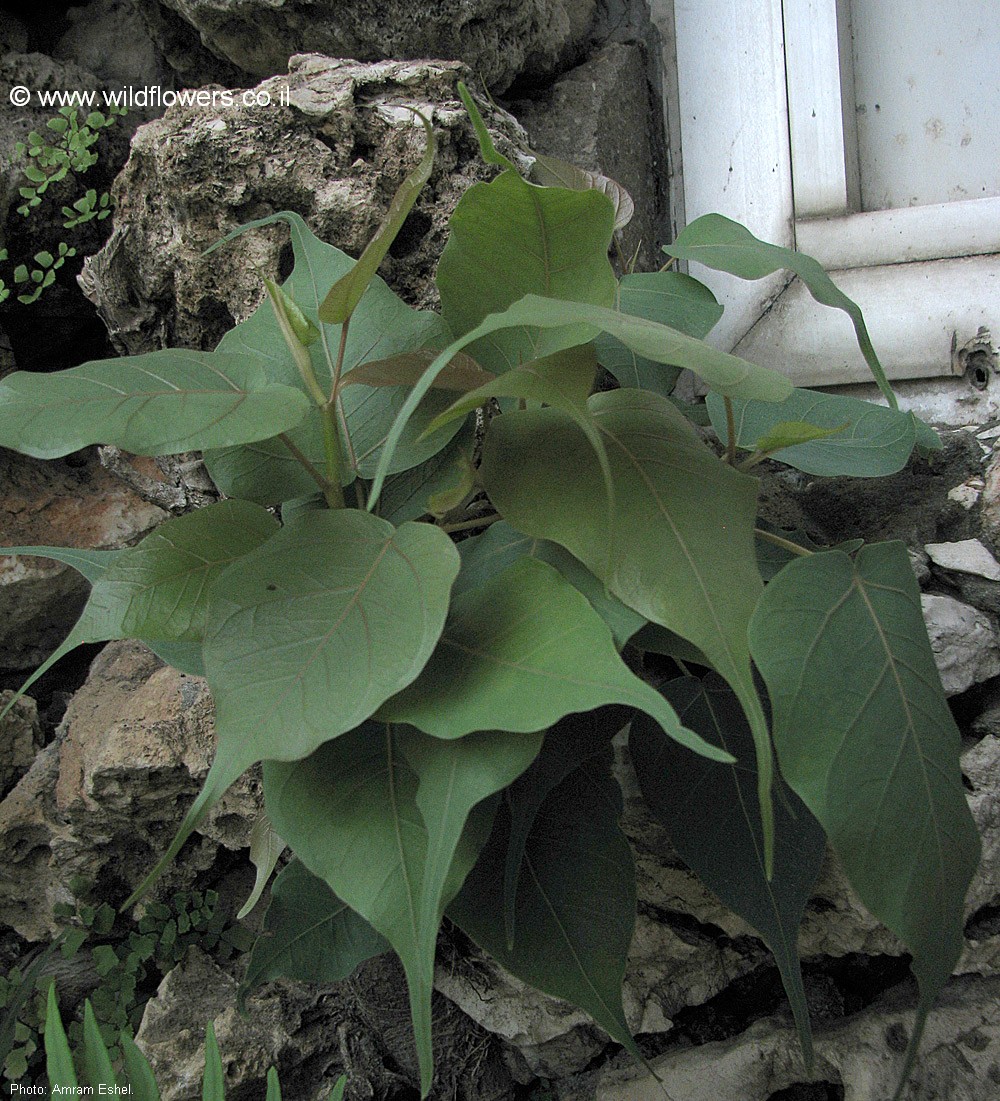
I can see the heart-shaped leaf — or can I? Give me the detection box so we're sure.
[242,859,389,996]
[749,541,981,1083]
[631,674,826,1068]
[0,350,312,459]
[265,722,541,1096]
[380,556,730,763]
[125,510,459,906]
[664,214,896,406]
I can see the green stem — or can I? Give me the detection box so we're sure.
[320,404,346,509]
[754,527,814,557]
[723,395,737,465]
[737,450,770,472]
[440,513,501,534]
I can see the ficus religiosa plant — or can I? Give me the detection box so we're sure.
[0,86,980,1098]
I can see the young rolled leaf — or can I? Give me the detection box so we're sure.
[202,211,459,504]
[265,722,542,1097]
[319,110,436,325]
[202,1022,224,1101]
[456,81,517,171]
[480,388,775,869]
[120,1032,161,1101]
[456,521,646,649]
[44,984,78,1090]
[82,1000,117,1088]
[630,674,826,1069]
[368,293,792,507]
[706,388,940,477]
[749,541,981,1083]
[449,751,643,1067]
[242,860,389,997]
[379,557,731,763]
[0,350,312,459]
[664,214,897,407]
[594,271,723,397]
[124,510,459,907]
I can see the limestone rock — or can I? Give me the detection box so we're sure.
[53,0,168,92]
[148,0,596,92]
[81,54,530,355]
[925,538,1000,581]
[0,691,42,798]
[921,593,1000,696]
[0,449,167,670]
[512,42,666,270]
[570,974,1000,1101]
[0,641,259,940]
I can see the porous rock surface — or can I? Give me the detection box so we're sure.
[148,0,597,92]
[81,54,530,354]
[0,641,258,941]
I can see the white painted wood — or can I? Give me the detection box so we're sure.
[732,254,1000,386]
[849,0,1000,211]
[783,0,851,216]
[795,196,1000,270]
[653,0,794,350]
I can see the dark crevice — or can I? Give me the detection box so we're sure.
[768,1084,845,1101]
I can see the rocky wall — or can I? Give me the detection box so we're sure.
[2,3,999,1100]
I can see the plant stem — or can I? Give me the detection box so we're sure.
[754,528,814,557]
[320,405,346,509]
[737,451,770,472]
[440,513,501,534]
[723,395,737,465]
[330,316,351,402]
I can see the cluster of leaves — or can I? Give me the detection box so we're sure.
[42,983,347,1100]
[0,886,251,1087]
[0,85,980,1099]
[2,104,123,305]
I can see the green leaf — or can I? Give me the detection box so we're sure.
[480,388,775,867]
[748,541,981,1079]
[502,707,629,949]
[82,1001,117,1087]
[368,294,792,507]
[0,546,123,585]
[144,640,206,677]
[120,1032,161,1101]
[202,212,458,503]
[631,675,826,1068]
[706,388,935,476]
[202,1022,224,1101]
[237,812,286,921]
[456,521,645,648]
[242,860,389,996]
[319,110,435,324]
[0,351,312,460]
[44,984,78,1090]
[449,751,642,1065]
[595,271,723,397]
[665,214,897,407]
[124,510,459,909]
[93,500,279,643]
[436,158,617,372]
[265,722,542,1096]
[329,1075,347,1101]
[528,152,634,231]
[265,1067,281,1101]
[380,557,730,763]
[378,419,477,524]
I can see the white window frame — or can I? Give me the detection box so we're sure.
[654,0,1000,394]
